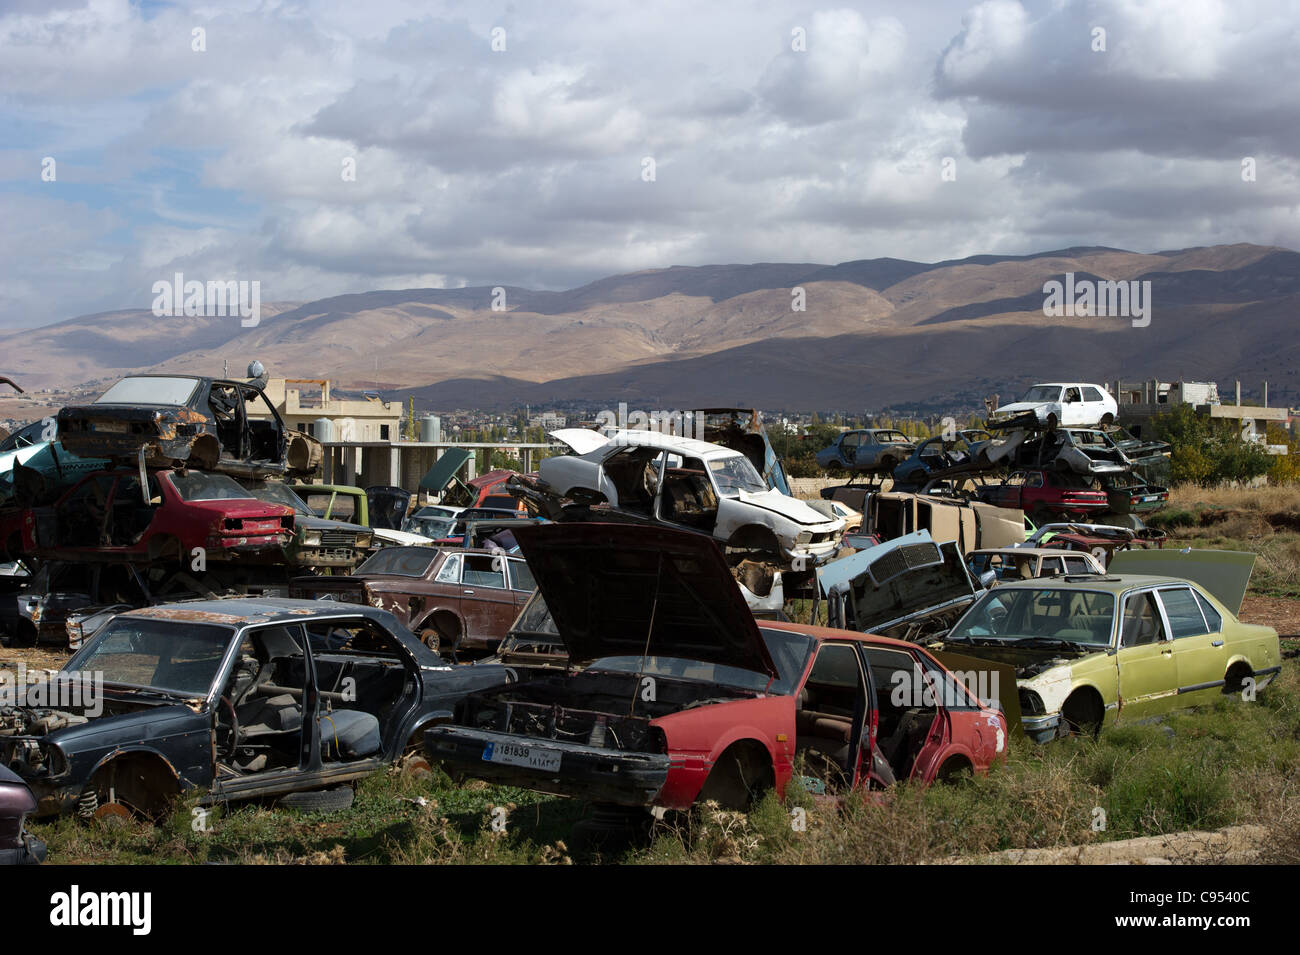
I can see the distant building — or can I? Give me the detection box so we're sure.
[254,377,404,443]
[1114,378,1289,454]
[528,412,567,430]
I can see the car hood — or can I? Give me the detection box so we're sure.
[734,488,840,527]
[549,428,611,455]
[819,531,978,632]
[293,514,370,534]
[1108,549,1257,615]
[512,522,776,678]
[373,527,436,546]
[992,400,1053,416]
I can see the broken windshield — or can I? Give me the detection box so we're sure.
[708,454,768,495]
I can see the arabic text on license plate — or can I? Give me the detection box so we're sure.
[483,740,561,772]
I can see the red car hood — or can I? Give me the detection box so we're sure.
[194,500,292,521]
[512,523,777,679]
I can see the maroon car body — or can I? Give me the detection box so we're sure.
[1,468,292,564]
[290,546,536,657]
[977,469,1109,520]
[0,765,44,864]
[426,523,1009,812]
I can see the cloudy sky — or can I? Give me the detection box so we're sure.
[1,0,1297,328]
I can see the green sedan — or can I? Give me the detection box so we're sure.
[932,549,1282,741]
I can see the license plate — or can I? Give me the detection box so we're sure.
[92,421,129,433]
[483,740,561,772]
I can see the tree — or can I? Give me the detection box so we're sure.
[1150,405,1273,486]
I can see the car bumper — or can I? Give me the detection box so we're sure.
[0,834,46,865]
[425,726,670,807]
[1021,713,1062,744]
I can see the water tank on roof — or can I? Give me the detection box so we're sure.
[313,418,334,442]
[421,414,441,443]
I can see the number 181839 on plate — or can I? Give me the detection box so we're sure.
[483,740,562,772]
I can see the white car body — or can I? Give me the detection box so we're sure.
[540,429,844,563]
[989,383,1118,430]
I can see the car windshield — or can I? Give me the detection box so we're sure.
[708,454,768,495]
[589,628,815,695]
[71,618,232,696]
[0,420,48,452]
[95,376,199,406]
[247,483,311,515]
[169,471,256,502]
[403,515,455,538]
[948,587,1116,647]
[508,591,559,641]
[1020,386,1063,403]
[355,547,438,577]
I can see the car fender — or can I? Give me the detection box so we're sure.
[84,745,195,793]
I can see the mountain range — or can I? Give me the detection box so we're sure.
[8,243,1299,412]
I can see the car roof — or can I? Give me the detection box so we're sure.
[971,547,1095,558]
[124,597,391,626]
[977,574,1201,593]
[600,430,737,459]
[760,619,939,652]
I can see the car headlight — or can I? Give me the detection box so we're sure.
[356,533,373,548]
[302,530,322,546]
[46,743,70,779]
[1018,688,1045,716]
[795,531,813,546]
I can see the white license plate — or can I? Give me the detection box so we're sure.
[93,421,129,433]
[483,740,561,772]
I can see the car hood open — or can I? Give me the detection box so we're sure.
[512,522,776,678]
[1108,548,1257,616]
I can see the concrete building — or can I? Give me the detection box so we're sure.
[257,377,405,443]
[1114,378,1290,454]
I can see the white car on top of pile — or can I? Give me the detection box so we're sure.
[987,383,1118,431]
[541,429,845,564]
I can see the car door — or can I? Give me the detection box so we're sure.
[1080,385,1109,424]
[796,642,869,791]
[859,645,943,786]
[1157,585,1228,704]
[1059,386,1085,426]
[504,556,537,611]
[1114,589,1178,718]
[457,553,516,649]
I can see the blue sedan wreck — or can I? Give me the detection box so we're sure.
[0,598,512,821]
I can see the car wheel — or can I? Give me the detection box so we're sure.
[13,620,37,648]
[278,785,355,813]
[1060,691,1103,739]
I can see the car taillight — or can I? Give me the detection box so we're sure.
[280,516,293,529]
[223,518,243,530]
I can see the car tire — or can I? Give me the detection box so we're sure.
[13,620,37,649]
[278,785,355,813]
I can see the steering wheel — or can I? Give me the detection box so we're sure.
[216,695,240,763]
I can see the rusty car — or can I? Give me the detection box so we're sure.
[426,523,1008,818]
[57,374,321,480]
[290,545,537,659]
[0,598,512,821]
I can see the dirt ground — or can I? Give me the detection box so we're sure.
[1239,595,1300,637]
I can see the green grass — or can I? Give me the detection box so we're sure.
[32,660,1300,865]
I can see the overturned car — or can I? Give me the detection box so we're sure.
[426,523,1008,811]
[514,429,844,566]
[58,374,321,480]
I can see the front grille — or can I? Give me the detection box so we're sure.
[319,529,357,547]
[870,541,941,582]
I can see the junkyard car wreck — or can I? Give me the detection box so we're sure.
[927,549,1281,742]
[0,599,511,821]
[426,523,1008,818]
